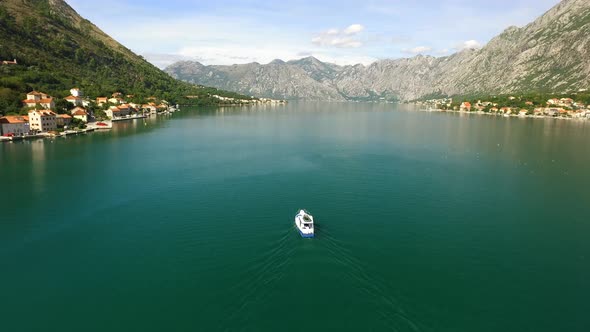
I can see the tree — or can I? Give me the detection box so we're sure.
[54,99,71,114]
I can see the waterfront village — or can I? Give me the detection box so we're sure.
[415,91,590,120]
[0,87,287,141]
[0,87,179,141]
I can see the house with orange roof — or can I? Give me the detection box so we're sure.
[0,116,30,136]
[56,114,72,127]
[460,102,472,112]
[142,104,157,113]
[106,105,131,119]
[116,104,132,116]
[70,107,89,122]
[65,95,83,107]
[560,98,574,106]
[23,91,55,109]
[28,110,57,132]
[96,97,108,106]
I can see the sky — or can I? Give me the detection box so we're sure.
[67,0,560,68]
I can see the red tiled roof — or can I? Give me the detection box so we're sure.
[0,116,27,124]
[30,110,56,116]
[23,98,53,104]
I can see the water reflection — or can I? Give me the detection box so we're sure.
[30,140,47,195]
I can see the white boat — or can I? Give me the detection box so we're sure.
[295,210,314,238]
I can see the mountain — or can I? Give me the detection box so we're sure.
[166,57,345,101]
[166,0,590,101]
[0,0,251,115]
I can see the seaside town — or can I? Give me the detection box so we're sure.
[0,87,180,141]
[415,91,590,120]
[0,85,287,141]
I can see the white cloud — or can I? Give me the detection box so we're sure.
[312,24,366,48]
[436,48,450,55]
[458,40,483,50]
[176,46,304,66]
[401,46,432,54]
[312,36,363,48]
[343,24,365,35]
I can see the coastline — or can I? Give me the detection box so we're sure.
[418,108,589,121]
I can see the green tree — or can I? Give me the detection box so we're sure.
[54,99,71,114]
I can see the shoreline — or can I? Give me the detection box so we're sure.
[418,108,589,121]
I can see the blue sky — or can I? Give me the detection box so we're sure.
[67,0,559,68]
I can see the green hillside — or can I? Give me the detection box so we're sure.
[0,0,252,115]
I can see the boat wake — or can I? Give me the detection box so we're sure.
[226,227,295,323]
[321,229,425,332]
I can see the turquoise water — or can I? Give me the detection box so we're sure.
[1,103,589,331]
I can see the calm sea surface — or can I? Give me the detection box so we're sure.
[1,102,589,332]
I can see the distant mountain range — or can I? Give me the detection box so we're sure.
[166,0,590,101]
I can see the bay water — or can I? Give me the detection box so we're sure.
[1,102,589,331]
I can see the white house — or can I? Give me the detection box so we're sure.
[23,91,55,109]
[28,110,57,132]
[96,97,109,106]
[65,95,83,107]
[105,106,120,119]
[70,107,89,122]
[1,59,17,65]
[142,104,157,114]
[108,97,125,105]
[106,105,132,119]
[70,88,83,97]
[0,116,29,136]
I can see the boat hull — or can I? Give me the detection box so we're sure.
[297,227,314,238]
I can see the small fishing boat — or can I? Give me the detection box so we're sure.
[295,210,314,238]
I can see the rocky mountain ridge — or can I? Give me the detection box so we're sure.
[166,0,590,101]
